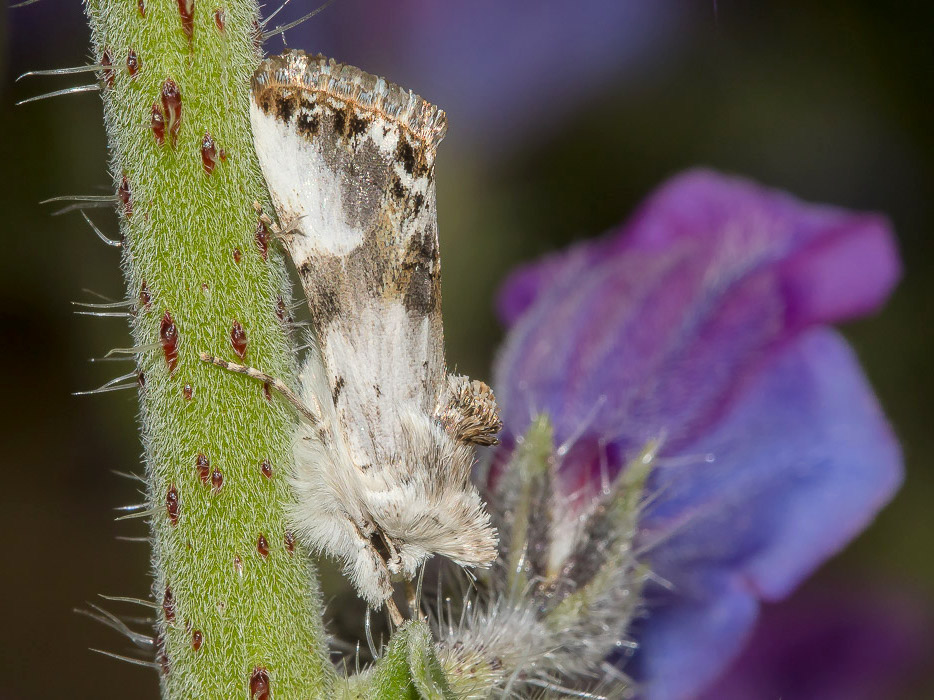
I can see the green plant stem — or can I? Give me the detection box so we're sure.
[82,1,333,696]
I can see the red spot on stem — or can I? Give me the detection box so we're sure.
[137,0,146,17]
[157,633,170,675]
[191,629,203,651]
[210,466,223,493]
[126,49,140,77]
[162,587,175,622]
[256,534,269,559]
[100,50,114,88]
[118,174,132,218]
[166,485,179,525]
[251,20,262,56]
[284,531,295,554]
[160,311,179,373]
[254,219,269,260]
[230,321,247,358]
[213,8,225,32]
[161,79,182,147]
[275,295,286,320]
[201,132,218,174]
[196,453,210,484]
[183,383,193,400]
[260,460,272,479]
[232,248,242,264]
[151,102,166,145]
[262,382,272,402]
[177,0,194,41]
[250,667,270,700]
[139,281,152,310]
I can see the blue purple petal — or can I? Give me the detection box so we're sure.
[634,329,902,697]
[492,169,903,698]
[699,586,931,700]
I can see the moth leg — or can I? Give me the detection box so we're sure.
[199,352,321,426]
[436,374,503,446]
[253,200,303,239]
[350,520,405,626]
[385,597,404,627]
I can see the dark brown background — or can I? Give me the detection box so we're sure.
[1,1,932,697]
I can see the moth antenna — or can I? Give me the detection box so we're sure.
[354,641,361,674]
[364,607,378,660]
[77,603,155,648]
[105,342,161,358]
[115,507,158,521]
[72,299,133,309]
[9,0,43,7]
[99,594,159,610]
[17,64,103,81]
[81,211,122,247]
[199,352,322,426]
[261,0,338,40]
[89,648,159,670]
[16,83,100,106]
[115,535,150,543]
[73,370,141,396]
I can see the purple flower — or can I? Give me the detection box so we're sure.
[698,584,931,700]
[493,169,903,698]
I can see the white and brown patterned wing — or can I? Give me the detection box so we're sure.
[250,50,447,467]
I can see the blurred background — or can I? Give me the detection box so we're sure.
[2,1,932,697]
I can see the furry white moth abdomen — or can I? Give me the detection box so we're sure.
[288,347,498,608]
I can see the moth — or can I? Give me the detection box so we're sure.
[205,50,501,624]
